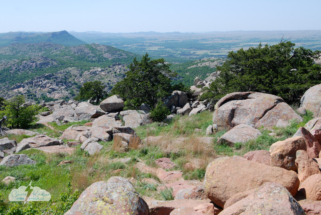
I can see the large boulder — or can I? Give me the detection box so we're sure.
[293,127,321,158]
[60,126,91,140]
[65,177,149,215]
[0,138,16,151]
[164,91,188,108]
[75,102,105,120]
[220,183,305,215]
[92,115,122,128]
[52,106,78,122]
[204,156,300,208]
[5,129,38,136]
[218,124,261,146]
[299,174,321,201]
[90,127,112,141]
[0,154,36,167]
[34,145,75,155]
[16,135,61,153]
[299,84,321,117]
[83,142,103,155]
[99,95,124,112]
[119,110,151,128]
[243,150,270,165]
[269,136,307,171]
[295,150,320,182]
[213,92,302,130]
[177,103,192,116]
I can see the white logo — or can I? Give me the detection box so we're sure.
[9,181,51,203]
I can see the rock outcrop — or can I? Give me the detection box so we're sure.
[213,92,302,130]
[299,84,321,117]
[16,135,62,153]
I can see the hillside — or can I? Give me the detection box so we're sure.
[0,43,137,101]
[0,31,86,47]
[171,58,224,86]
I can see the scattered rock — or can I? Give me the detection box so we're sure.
[204,156,300,208]
[177,103,192,116]
[156,168,183,183]
[0,154,36,167]
[113,133,142,152]
[60,126,91,140]
[158,181,195,197]
[164,91,188,109]
[295,150,320,182]
[0,138,16,151]
[83,142,103,155]
[175,185,207,200]
[40,111,51,116]
[16,135,61,153]
[218,124,262,146]
[52,106,78,122]
[99,95,125,112]
[299,174,321,201]
[2,176,16,185]
[6,129,38,136]
[189,104,206,116]
[155,158,176,170]
[65,176,149,215]
[92,115,122,128]
[120,110,150,128]
[205,125,213,135]
[220,182,305,215]
[213,92,302,130]
[75,102,105,120]
[113,126,136,135]
[243,150,271,165]
[148,199,209,215]
[293,127,321,158]
[269,136,307,171]
[91,126,111,142]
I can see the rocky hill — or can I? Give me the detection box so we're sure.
[0,43,137,101]
[0,31,86,47]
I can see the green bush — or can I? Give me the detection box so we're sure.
[150,102,170,122]
[0,95,41,128]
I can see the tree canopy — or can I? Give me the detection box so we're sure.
[201,41,321,104]
[75,81,107,104]
[0,95,40,128]
[111,54,176,109]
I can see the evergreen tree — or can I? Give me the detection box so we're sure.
[75,81,107,104]
[112,54,176,109]
[201,41,321,104]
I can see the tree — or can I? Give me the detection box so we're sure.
[75,81,107,104]
[1,95,40,128]
[111,54,176,109]
[201,41,321,104]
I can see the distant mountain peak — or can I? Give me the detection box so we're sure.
[0,31,86,47]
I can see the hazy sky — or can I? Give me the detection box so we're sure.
[1,0,320,33]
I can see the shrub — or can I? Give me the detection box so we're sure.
[150,102,170,122]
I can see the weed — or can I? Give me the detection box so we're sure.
[160,187,174,200]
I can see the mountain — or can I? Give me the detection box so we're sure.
[0,31,86,47]
[0,43,137,101]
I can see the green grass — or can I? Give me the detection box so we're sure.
[48,120,90,132]
[160,187,174,201]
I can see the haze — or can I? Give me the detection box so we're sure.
[1,0,320,33]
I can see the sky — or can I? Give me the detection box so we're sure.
[1,0,320,33]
